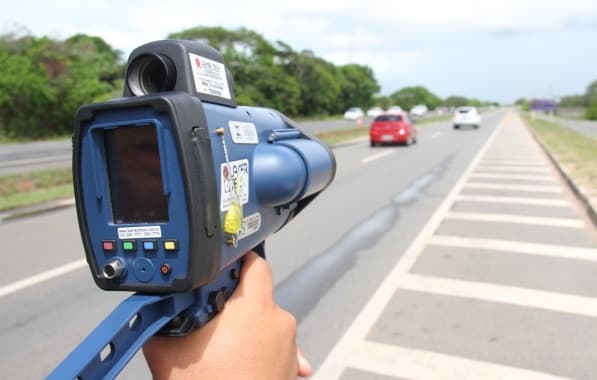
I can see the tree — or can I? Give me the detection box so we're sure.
[390,86,441,111]
[585,80,597,120]
[335,64,380,112]
[0,32,122,139]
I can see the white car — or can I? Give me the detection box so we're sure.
[410,104,428,117]
[453,106,481,129]
[367,106,384,118]
[344,107,364,120]
[386,106,403,114]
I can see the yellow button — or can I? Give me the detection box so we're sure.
[164,241,177,251]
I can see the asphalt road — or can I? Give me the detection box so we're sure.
[0,118,361,176]
[0,114,431,175]
[2,109,596,379]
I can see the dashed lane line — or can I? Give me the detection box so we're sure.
[361,150,394,164]
[0,259,86,298]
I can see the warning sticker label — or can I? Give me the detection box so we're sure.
[238,212,261,240]
[117,226,162,239]
[189,53,231,100]
[229,121,259,144]
[220,159,250,211]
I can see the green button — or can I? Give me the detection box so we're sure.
[123,241,135,251]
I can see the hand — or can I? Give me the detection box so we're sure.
[143,252,312,379]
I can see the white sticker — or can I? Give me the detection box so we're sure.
[117,226,162,239]
[220,159,250,211]
[238,212,261,240]
[228,121,259,144]
[188,53,231,100]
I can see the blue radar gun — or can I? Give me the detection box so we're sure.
[48,39,335,379]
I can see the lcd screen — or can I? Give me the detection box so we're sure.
[104,125,169,223]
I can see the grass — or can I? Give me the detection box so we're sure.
[316,127,370,145]
[522,114,597,200]
[0,168,74,211]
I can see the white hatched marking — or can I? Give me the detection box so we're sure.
[0,259,86,298]
[464,182,562,193]
[431,132,443,138]
[361,150,394,163]
[445,211,584,228]
[399,274,597,318]
[347,342,570,380]
[470,173,552,181]
[455,195,569,207]
[475,165,550,173]
[314,111,505,380]
[429,235,597,263]
[479,160,544,166]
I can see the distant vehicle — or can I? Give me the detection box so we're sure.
[344,107,365,120]
[387,106,403,114]
[410,104,428,117]
[453,106,481,129]
[370,112,418,147]
[367,106,384,118]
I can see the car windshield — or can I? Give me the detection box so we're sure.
[375,115,403,122]
[457,108,473,113]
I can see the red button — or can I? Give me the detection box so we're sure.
[103,241,115,252]
[160,263,171,275]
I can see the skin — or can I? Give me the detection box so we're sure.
[143,252,312,379]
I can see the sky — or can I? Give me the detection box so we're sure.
[2,0,597,104]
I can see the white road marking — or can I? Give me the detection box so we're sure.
[428,235,597,263]
[479,160,544,166]
[399,274,597,318]
[0,259,86,298]
[455,194,569,207]
[470,173,553,181]
[445,211,584,228]
[313,111,505,380]
[431,132,443,139]
[346,342,570,380]
[361,150,394,163]
[475,165,550,173]
[464,182,562,193]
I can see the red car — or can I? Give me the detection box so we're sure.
[369,112,418,147]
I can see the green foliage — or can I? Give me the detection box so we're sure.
[585,104,597,120]
[559,94,585,107]
[584,80,597,120]
[390,86,441,111]
[168,26,379,117]
[0,31,123,140]
[443,95,469,108]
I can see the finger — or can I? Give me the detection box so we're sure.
[297,346,313,377]
[230,251,274,301]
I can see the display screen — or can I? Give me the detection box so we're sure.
[104,125,169,223]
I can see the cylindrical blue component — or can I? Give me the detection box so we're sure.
[252,139,334,207]
[275,139,335,200]
[252,144,308,207]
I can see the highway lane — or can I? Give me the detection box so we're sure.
[0,113,440,175]
[0,110,504,378]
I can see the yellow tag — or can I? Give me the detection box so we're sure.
[224,201,242,234]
